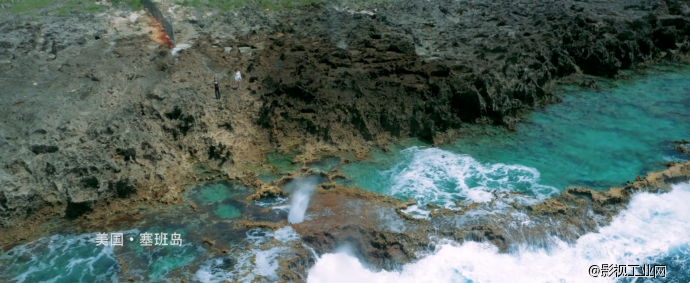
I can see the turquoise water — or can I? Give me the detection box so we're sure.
[197,182,244,218]
[213,203,241,218]
[306,65,690,282]
[336,66,690,205]
[2,65,690,282]
[196,183,241,203]
[0,232,135,282]
[0,181,295,283]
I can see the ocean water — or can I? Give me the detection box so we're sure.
[0,226,304,283]
[0,181,299,283]
[194,226,303,283]
[337,66,690,207]
[0,231,137,283]
[305,66,690,282]
[1,64,689,282]
[307,183,690,283]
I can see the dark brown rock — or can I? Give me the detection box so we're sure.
[197,0,690,145]
[28,145,59,154]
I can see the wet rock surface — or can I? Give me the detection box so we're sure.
[291,162,690,272]
[292,184,430,270]
[233,161,690,274]
[2,0,690,268]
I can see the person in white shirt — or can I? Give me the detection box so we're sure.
[234,69,242,91]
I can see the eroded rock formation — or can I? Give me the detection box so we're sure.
[2,0,690,231]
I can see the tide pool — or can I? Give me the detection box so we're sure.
[0,181,296,283]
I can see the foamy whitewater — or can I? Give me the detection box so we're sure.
[385,147,559,207]
[307,183,690,283]
[195,226,302,283]
[0,230,139,283]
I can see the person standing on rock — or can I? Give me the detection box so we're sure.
[235,69,242,91]
[212,77,220,99]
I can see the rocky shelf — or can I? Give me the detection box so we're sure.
[1,0,690,243]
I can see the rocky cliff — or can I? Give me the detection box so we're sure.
[240,0,690,144]
[2,0,690,230]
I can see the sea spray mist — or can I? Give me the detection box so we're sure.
[288,177,318,224]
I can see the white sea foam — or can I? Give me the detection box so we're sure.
[0,230,139,283]
[195,228,301,283]
[400,205,431,219]
[386,147,558,207]
[253,247,287,280]
[274,226,301,243]
[255,197,289,208]
[197,246,287,283]
[308,183,690,282]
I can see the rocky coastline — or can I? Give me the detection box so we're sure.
[288,161,690,271]
[2,0,690,267]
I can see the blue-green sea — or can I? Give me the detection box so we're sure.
[307,65,690,283]
[1,65,689,282]
[335,66,690,206]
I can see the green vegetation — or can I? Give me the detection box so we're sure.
[175,0,324,13]
[0,0,399,16]
[0,0,53,14]
[53,1,105,14]
[0,0,142,15]
[174,0,398,13]
[111,0,142,11]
